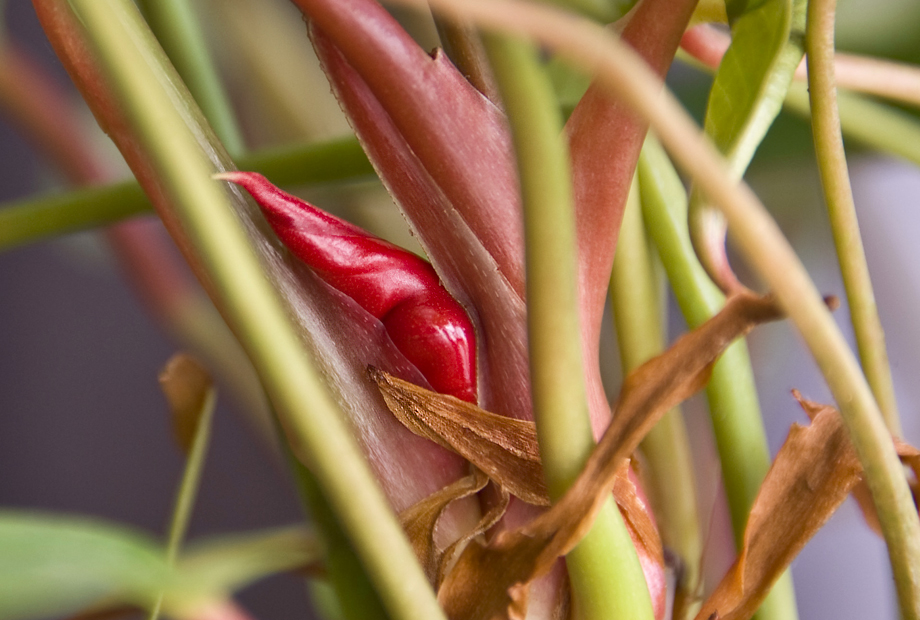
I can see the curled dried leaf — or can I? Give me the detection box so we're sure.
[400,468,492,584]
[843,430,920,534]
[371,366,549,506]
[158,353,214,455]
[694,395,863,620]
[439,483,511,588]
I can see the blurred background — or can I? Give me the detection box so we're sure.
[1,0,920,618]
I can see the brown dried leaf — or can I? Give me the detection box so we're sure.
[418,291,781,620]
[693,395,863,620]
[798,392,920,536]
[159,353,214,455]
[400,468,492,584]
[615,463,665,568]
[439,483,511,587]
[851,435,920,535]
[371,367,549,506]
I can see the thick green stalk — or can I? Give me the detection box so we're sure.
[137,0,245,156]
[611,179,701,617]
[67,2,446,619]
[483,33,654,620]
[806,0,901,436]
[0,137,372,252]
[638,136,798,620]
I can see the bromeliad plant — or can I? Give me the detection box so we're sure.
[4,0,920,619]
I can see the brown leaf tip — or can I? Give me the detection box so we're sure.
[159,353,213,453]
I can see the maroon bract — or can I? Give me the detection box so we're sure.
[217,171,478,404]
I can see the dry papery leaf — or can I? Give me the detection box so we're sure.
[159,353,214,455]
[399,467,511,586]
[818,406,920,537]
[375,291,782,620]
[693,394,871,620]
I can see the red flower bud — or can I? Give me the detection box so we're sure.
[216,171,478,404]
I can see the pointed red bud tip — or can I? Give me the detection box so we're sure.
[215,171,478,403]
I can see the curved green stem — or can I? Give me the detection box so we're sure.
[611,178,701,618]
[806,0,901,436]
[67,2,446,619]
[638,135,798,620]
[137,0,245,156]
[483,33,654,620]
[0,137,372,252]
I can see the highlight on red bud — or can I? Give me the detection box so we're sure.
[214,171,478,404]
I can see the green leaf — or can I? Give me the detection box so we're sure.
[0,511,323,620]
[703,0,805,173]
[179,526,321,594]
[0,512,174,619]
[689,0,806,287]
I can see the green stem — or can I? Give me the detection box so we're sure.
[637,135,798,619]
[611,178,701,618]
[148,384,216,620]
[0,137,372,252]
[68,2,446,619]
[483,33,654,620]
[137,0,245,157]
[805,0,901,436]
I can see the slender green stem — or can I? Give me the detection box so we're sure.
[611,178,701,617]
[0,137,372,252]
[148,385,217,620]
[69,2,446,619]
[164,393,216,564]
[806,0,901,436]
[137,0,245,156]
[638,136,798,620]
[483,33,654,620]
